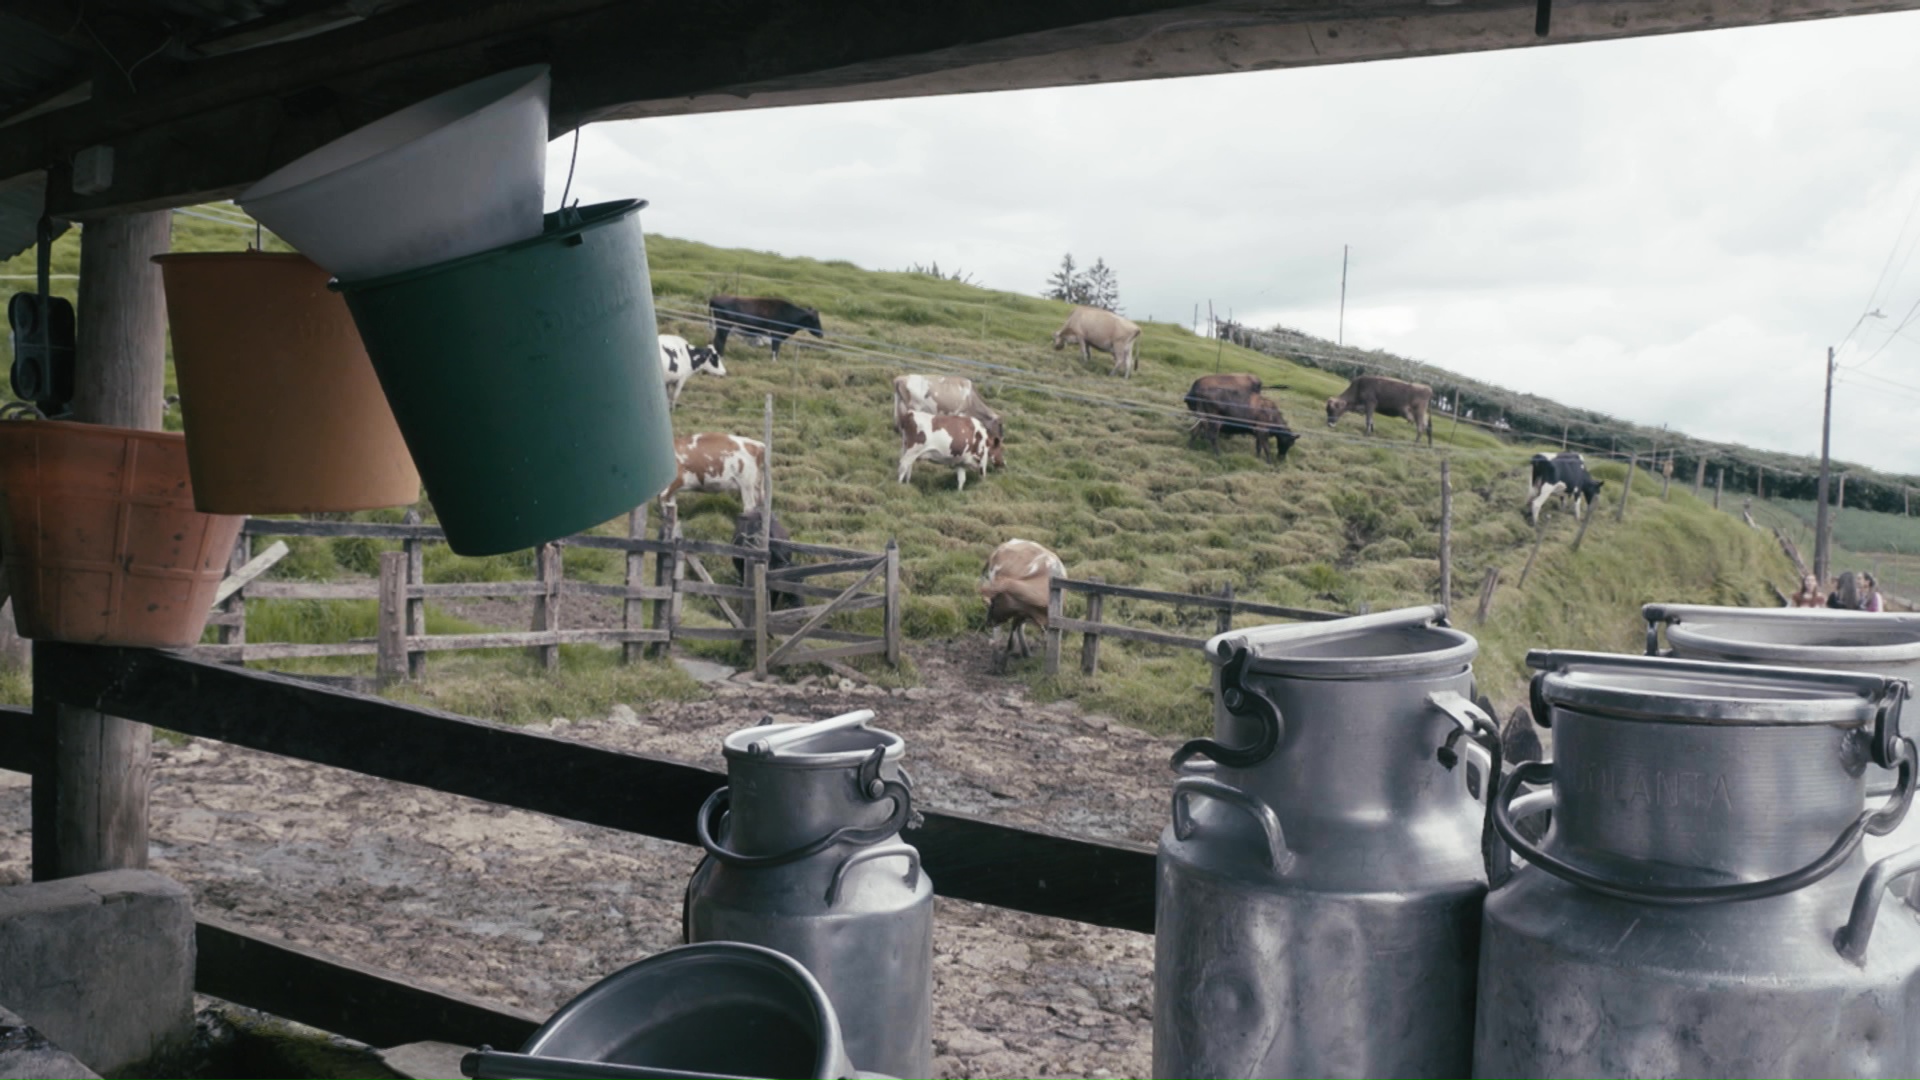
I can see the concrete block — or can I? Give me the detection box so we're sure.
[0,871,194,1076]
[0,1005,100,1079]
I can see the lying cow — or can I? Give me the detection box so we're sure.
[893,373,1003,440]
[709,295,823,360]
[658,333,726,407]
[1527,452,1604,524]
[731,509,799,610]
[897,410,1003,491]
[980,539,1067,672]
[1184,374,1296,463]
[1053,306,1143,378]
[661,433,766,513]
[1325,375,1434,446]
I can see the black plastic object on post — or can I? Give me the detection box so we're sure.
[7,216,75,417]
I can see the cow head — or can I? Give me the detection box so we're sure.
[799,308,824,338]
[987,433,1006,471]
[691,345,727,377]
[1325,396,1351,425]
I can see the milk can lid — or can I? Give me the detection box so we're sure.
[1644,603,1920,664]
[1207,604,1476,678]
[1528,649,1902,726]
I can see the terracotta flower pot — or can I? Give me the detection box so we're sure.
[155,250,421,514]
[0,419,243,647]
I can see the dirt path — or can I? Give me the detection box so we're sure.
[0,638,1182,1079]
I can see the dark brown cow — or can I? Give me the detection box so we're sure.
[709,295,823,360]
[1325,375,1434,446]
[1184,375,1295,463]
[731,510,799,610]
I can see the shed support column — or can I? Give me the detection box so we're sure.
[36,211,171,881]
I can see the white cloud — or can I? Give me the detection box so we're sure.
[544,10,1920,471]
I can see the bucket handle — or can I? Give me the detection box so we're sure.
[1172,777,1291,873]
[1834,841,1920,963]
[696,747,913,869]
[1430,690,1513,887]
[1170,645,1282,773]
[1492,738,1919,906]
[825,842,921,906]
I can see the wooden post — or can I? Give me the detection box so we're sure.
[1217,582,1234,636]
[883,539,901,668]
[752,560,769,680]
[1438,459,1452,608]
[1570,505,1595,553]
[623,505,649,664]
[404,537,426,679]
[649,503,682,658]
[1714,470,1723,510]
[215,532,251,663]
[376,551,407,686]
[1615,452,1635,522]
[530,542,561,670]
[1475,566,1501,624]
[1080,579,1105,676]
[1044,579,1064,676]
[1662,455,1673,501]
[1694,458,1707,498]
[1756,466,1764,500]
[1518,521,1548,588]
[1907,487,1912,518]
[37,211,171,881]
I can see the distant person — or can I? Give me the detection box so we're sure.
[1791,574,1823,608]
[1862,573,1886,613]
[1828,571,1863,611]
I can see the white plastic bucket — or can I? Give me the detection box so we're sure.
[240,65,551,280]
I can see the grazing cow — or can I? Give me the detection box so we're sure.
[979,539,1067,672]
[897,410,1003,491]
[709,295,823,360]
[1053,306,1144,378]
[1527,452,1604,524]
[661,433,766,513]
[657,334,727,407]
[1183,374,1296,463]
[893,373,1003,440]
[1325,375,1434,445]
[731,510,799,610]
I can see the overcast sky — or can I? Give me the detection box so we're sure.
[546,11,1920,475]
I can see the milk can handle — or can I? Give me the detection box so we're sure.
[695,747,914,868]
[1493,742,1919,905]
[1171,777,1291,872]
[1429,690,1511,886]
[1834,840,1920,963]
[825,842,922,905]
[1170,645,1281,773]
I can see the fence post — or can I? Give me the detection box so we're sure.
[650,503,680,658]
[216,532,250,664]
[1714,470,1722,511]
[1044,579,1064,676]
[1216,582,1234,636]
[1662,455,1673,501]
[1080,579,1105,676]
[1475,566,1501,624]
[404,537,425,679]
[530,542,560,670]
[377,551,407,685]
[1615,452,1635,523]
[1438,459,1452,608]
[752,560,769,680]
[623,505,649,664]
[883,539,901,669]
[1694,457,1707,498]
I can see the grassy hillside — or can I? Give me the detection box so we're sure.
[0,206,1795,729]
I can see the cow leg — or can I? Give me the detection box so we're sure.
[1364,410,1375,436]
[955,467,967,492]
[1527,482,1564,525]
[1080,342,1092,367]
[1013,622,1031,658]
[713,324,730,356]
[898,448,919,484]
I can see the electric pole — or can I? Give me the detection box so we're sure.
[1814,345,1836,586]
[1338,244,1348,346]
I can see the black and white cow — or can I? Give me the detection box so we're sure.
[1528,452,1604,524]
[658,333,726,407]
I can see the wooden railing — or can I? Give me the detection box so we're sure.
[193,509,900,681]
[1045,576,1348,675]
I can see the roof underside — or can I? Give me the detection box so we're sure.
[2,0,1918,255]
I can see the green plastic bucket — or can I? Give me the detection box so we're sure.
[335,199,675,555]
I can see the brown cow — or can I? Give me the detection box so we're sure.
[898,410,1003,491]
[979,539,1067,672]
[1052,306,1143,378]
[1325,374,1434,446]
[892,373,1003,440]
[660,433,766,512]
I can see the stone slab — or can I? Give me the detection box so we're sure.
[0,871,194,1076]
[0,1006,100,1080]
[378,1040,471,1080]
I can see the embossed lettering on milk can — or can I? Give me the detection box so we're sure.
[1155,605,1496,1079]
[685,710,932,1080]
[1478,651,1920,1079]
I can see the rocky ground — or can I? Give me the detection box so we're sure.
[0,636,1186,1079]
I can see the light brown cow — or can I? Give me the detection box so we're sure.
[979,539,1067,672]
[1325,374,1434,446]
[1053,306,1144,378]
[660,433,766,512]
[892,373,1003,440]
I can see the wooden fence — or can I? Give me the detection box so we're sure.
[192,509,900,682]
[1044,577,1346,675]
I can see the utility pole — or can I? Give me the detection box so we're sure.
[1814,346,1836,586]
[1338,244,1348,346]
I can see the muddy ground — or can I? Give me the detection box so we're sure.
[0,636,1183,1079]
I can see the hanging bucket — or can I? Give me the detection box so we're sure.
[154,251,420,514]
[334,199,675,556]
[239,65,550,280]
[0,418,243,647]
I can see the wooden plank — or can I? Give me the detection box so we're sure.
[34,645,1158,932]
[195,916,543,1052]
[1226,599,1345,623]
[765,560,885,669]
[679,579,755,602]
[405,538,426,681]
[682,556,747,630]
[406,629,665,651]
[563,534,676,556]
[1051,577,1342,620]
[563,581,674,601]
[188,641,379,662]
[671,626,756,642]
[245,520,444,540]
[244,582,380,600]
[214,540,289,606]
[884,540,901,669]
[765,593,887,627]
[770,539,878,560]
[623,505,649,666]
[768,579,873,601]
[376,552,406,685]
[1051,617,1206,651]
[753,561,770,680]
[649,505,678,660]
[215,534,249,663]
[768,555,886,582]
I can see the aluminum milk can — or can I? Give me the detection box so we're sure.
[1155,605,1497,1079]
[684,710,933,1080]
[1644,603,1920,864]
[1478,650,1920,1079]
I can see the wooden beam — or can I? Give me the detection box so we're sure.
[213,540,290,605]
